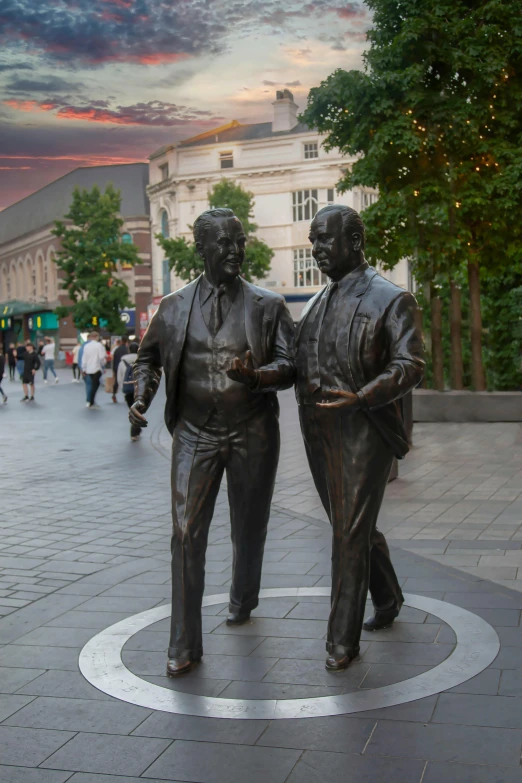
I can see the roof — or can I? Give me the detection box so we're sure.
[0,162,149,246]
[148,119,311,160]
[179,120,310,148]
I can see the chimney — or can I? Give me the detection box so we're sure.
[272,89,298,133]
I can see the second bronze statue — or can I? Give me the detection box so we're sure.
[129,208,295,676]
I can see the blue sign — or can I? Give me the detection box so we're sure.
[120,309,136,328]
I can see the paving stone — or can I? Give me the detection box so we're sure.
[286,750,424,783]
[0,644,80,670]
[4,696,152,734]
[41,732,171,776]
[45,610,131,629]
[16,670,114,700]
[257,715,375,753]
[67,776,186,783]
[433,693,522,728]
[362,641,453,666]
[12,626,97,648]
[262,657,369,687]
[423,761,522,782]
[0,768,71,783]
[142,739,302,783]
[212,617,327,638]
[0,666,46,693]
[0,694,37,721]
[448,667,501,695]
[132,712,268,744]
[0,726,75,766]
[367,720,522,767]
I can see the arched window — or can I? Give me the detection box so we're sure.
[160,211,170,238]
[122,232,132,244]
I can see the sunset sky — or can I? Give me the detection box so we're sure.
[0,1,370,211]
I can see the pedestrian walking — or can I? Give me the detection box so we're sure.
[15,342,26,380]
[71,341,81,382]
[7,343,16,381]
[111,335,129,403]
[37,339,45,379]
[81,331,106,408]
[117,341,139,439]
[42,337,59,383]
[20,343,40,402]
[0,350,7,403]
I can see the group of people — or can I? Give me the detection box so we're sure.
[130,204,425,676]
[0,337,58,403]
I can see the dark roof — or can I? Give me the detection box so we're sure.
[178,120,310,148]
[0,162,149,246]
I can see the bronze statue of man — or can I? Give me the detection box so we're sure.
[295,204,424,671]
[129,208,295,676]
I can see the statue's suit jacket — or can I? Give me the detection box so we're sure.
[296,263,424,458]
[134,275,295,435]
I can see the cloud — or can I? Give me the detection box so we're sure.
[0,0,367,68]
[262,79,302,87]
[5,75,84,93]
[3,96,224,127]
[0,62,34,72]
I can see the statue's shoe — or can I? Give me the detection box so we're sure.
[325,648,360,672]
[363,605,400,631]
[166,656,199,677]
[226,610,251,626]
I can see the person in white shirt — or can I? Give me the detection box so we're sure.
[81,331,106,408]
[71,341,81,382]
[42,337,59,384]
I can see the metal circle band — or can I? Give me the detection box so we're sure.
[79,588,500,720]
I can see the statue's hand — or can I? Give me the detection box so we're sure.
[316,389,360,410]
[227,350,259,388]
[129,398,149,428]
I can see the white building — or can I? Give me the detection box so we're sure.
[148,90,408,318]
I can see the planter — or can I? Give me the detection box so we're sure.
[413,389,522,422]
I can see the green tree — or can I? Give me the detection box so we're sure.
[157,179,274,283]
[303,0,522,390]
[52,184,140,334]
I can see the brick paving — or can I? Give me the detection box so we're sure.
[2,370,522,782]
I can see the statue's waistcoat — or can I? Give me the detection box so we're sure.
[177,288,264,426]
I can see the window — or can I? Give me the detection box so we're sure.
[159,163,169,181]
[327,188,335,204]
[160,211,170,238]
[292,189,318,222]
[304,142,318,159]
[122,233,132,244]
[361,191,378,208]
[293,248,328,288]
[220,151,234,169]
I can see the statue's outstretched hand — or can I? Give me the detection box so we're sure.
[129,398,149,428]
[227,350,259,388]
[316,389,360,410]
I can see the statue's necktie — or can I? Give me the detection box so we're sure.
[307,281,338,394]
[209,285,226,337]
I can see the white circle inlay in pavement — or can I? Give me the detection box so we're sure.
[79,589,500,720]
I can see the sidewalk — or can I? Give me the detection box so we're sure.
[1,381,522,782]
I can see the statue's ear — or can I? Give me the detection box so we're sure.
[195,242,205,260]
[351,232,362,253]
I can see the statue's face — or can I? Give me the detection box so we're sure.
[309,210,362,281]
[199,216,246,285]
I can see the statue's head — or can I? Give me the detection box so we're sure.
[193,208,246,285]
[309,205,365,281]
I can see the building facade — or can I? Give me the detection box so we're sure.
[0,163,153,354]
[148,90,409,319]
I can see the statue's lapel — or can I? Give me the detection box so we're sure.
[242,280,264,366]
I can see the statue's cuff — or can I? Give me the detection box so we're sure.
[356,390,369,410]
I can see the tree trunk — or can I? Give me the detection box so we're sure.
[449,281,464,390]
[467,260,486,390]
[430,293,444,391]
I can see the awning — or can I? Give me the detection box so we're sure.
[0,300,47,316]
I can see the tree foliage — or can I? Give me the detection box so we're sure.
[303,0,522,389]
[157,179,274,283]
[52,184,139,334]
